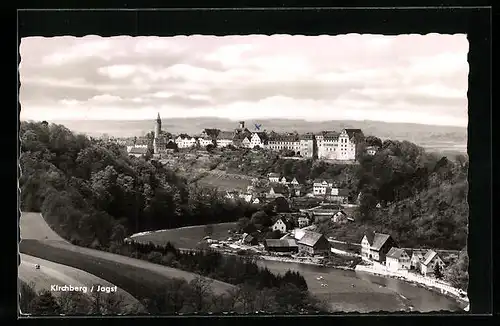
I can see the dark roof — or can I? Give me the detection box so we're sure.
[365,233,375,244]
[243,234,256,243]
[422,250,438,266]
[299,133,315,140]
[297,231,326,247]
[386,247,408,259]
[129,147,148,154]
[344,129,364,141]
[177,133,192,139]
[253,132,268,140]
[217,131,235,140]
[321,131,340,140]
[269,133,300,142]
[202,128,220,138]
[411,250,427,259]
[371,233,392,251]
[265,239,297,248]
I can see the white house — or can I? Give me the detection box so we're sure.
[331,210,348,224]
[280,177,289,184]
[241,137,251,148]
[386,247,411,272]
[250,132,268,148]
[290,177,300,186]
[419,250,445,276]
[272,218,292,233]
[252,198,260,204]
[410,250,426,271]
[175,135,197,148]
[268,173,280,183]
[216,131,235,147]
[298,216,310,228]
[313,180,336,196]
[366,146,378,156]
[198,136,213,147]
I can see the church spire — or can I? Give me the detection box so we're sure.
[157,112,161,122]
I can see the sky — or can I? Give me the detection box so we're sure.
[19,34,469,127]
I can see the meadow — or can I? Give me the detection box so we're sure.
[130,222,238,249]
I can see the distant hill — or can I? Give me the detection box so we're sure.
[37,118,467,153]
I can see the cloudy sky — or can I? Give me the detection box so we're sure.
[19,34,468,126]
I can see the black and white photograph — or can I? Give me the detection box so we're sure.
[18,32,470,315]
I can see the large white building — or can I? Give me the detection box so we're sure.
[250,132,268,148]
[267,133,301,152]
[216,131,235,147]
[316,129,364,160]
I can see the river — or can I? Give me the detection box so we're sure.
[255,259,463,313]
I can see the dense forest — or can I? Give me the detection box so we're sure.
[20,121,258,248]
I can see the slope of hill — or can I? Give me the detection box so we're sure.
[43,118,467,152]
[19,211,236,296]
[18,254,145,312]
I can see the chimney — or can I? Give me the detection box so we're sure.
[239,121,245,129]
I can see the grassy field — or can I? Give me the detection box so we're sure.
[18,254,144,312]
[20,212,69,244]
[131,222,238,249]
[19,239,236,300]
[196,173,253,192]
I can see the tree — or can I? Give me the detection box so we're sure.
[188,277,214,312]
[19,281,37,314]
[29,290,61,315]
[433,263,443,279]
[57,291,91,315]
[206,144,215,152]
[365,135,383,148]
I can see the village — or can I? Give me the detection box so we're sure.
[117,115,468,308]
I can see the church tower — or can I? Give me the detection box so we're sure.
[153,112,162,153]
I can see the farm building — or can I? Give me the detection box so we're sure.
[298,216,311,228]
[419,250,445,276]
[361,232,398,263]
[297,231,330,256]
[264,239,298,253]
[386,247,411,272]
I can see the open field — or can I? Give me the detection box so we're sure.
[196,173,253,192]
[18,254,144,312]
[19,212,236,300]
[131,222,238,249]
[19,239,236,299]
[20,212,69,244]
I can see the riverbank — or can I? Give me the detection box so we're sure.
[254,254,355,271]
[354,264,469,308]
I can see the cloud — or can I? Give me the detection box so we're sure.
[19,34,469,126]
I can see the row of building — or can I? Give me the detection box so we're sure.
[361,232,446,276]
[125,114,379,160]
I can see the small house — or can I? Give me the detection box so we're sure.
[252,197,260,204]
[128,147,148,157]
[298,216,310,228]
[280,177,289,185]
[366,146,378,156]
[290,177,300,186]
[410,250,426,270]
[420,250,445,276]
[360,232,398,263]
[297,231,330,256]
[268,185,288,198]
[271,218,293,234]
[243,233,258,246]
[264,239,298,253]
[386,247,411,272]
[268,173,280,183]
[331,210,349,224]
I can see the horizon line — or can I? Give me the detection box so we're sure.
[20,117,468,129]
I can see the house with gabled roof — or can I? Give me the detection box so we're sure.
[271,218,294,234]
[268,172,280,183]
[216,131,235,147]
[410,250,427,271]
[264,239,298,253]
[268,185,288,198]
[290,177,300,186]
[280,176,289,185]
[297,231,330,256]
[386,247,411,271]
[360,232,398,263]
[419,250,445,276]
[128,146,148,157]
